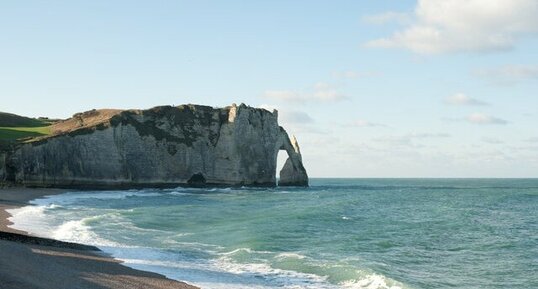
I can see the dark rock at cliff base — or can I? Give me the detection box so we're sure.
[0,104,308,188]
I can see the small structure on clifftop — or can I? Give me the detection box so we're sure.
[0,104,308,188]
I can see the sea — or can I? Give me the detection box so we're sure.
[8,179,538,289]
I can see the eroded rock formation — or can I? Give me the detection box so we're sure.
[0,104,308,188]
[279,135,308,186]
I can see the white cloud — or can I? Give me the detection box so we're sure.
[362,11,411,25]
[374,132,450,147]
[258,104,315,124]
[445,93,487,106]
[407,132,451,138]
[482,137,504,144]
[466,113,508,125]
[262,91,300,102]
[280,111,314,124]
[364,0,538,54]
[475,64,538,84]
[312,90,344,101]
[349,119,386,128]
[313,82,331,90]
[259,106,324,134]
[262,82,347,103]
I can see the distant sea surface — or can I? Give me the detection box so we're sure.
[9,179,538,288]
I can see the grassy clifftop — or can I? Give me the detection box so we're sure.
[0,105,237,150]
[0,112,51,127]
[0,112,54,150]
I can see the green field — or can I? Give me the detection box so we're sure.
[0,126,51,151]
[0,126,51,140]
[0,112,52,127]
[0,112,54,145]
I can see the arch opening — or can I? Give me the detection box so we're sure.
[275,149,288,185]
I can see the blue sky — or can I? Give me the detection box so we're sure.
[1,0,537,177]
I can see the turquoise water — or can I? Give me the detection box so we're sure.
[9,179,538,288]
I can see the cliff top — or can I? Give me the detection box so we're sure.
[0,104,277,150]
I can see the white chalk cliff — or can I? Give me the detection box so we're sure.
[0,103,308,188]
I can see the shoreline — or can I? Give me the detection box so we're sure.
[0,187,199,289]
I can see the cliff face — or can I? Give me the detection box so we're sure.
[0,104,308,188]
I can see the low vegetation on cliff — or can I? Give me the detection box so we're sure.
[0,112,56,150]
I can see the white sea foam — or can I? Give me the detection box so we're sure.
[166,187,235,195]
[97,246,290,289]
[220,247,272,256]
[214,254,331,288]
[108,244,339,289]
[208,188,233,192]
[8,199,120,247]
[275,252,307,260]
[339,274,404,289]
[220,247,254,255]
[7,204,46,220]
[47,203,63,209]
[92,242,405,289]
[169,191,196,196]
[6,205,55,236]
[29,190,162,207]
[161,234,195,246]
[51,218,118,247]
[274,190,293,194]
[52,219,90,241]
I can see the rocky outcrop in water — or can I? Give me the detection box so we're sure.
[278,135,308,186]
[0,104,308,188]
